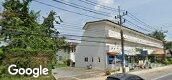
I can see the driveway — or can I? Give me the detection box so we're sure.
[52,67,105,80]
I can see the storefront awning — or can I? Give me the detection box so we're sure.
[107,52,119,56]
[152,49,165,55]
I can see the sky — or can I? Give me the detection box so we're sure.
[0,0,172,41]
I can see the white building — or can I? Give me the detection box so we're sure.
[56,42,78,65]
[75,19,164,70]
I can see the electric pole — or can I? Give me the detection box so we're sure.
[115,6,127,73]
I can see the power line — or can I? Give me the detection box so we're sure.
[56,25,108,33]
[65,38,106,43]
[78,0,120,12]
[60,34,106,39]
[33,0,103,19]
[2,29,108,39]
[79,0,156,32]
[53,0,112,17]
[127,12,157,30]
[34,0,155,34]
[1,29,109,44]
[124,19,151,33]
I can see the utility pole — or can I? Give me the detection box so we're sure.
[115,6,127,73]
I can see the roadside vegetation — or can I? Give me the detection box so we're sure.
[0,0,66,79]
[149,30,172,65]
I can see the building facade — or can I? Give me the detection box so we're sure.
[75,20,164,70]
[56,42,78,65]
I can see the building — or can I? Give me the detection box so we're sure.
[56,42,78,66]
[75,19,164,70]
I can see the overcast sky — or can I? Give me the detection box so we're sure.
[1,0,172,41]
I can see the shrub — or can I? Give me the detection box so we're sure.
[105,69,111,75]
[1,48,56,77]
[66,59,71,66]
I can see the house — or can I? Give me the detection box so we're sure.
[56,42,78,66]
[75,19,164,70]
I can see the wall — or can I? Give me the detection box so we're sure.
[56,49,70,63]
[75,23,107,70]
[76,20,164,70]
[105,22,163,49]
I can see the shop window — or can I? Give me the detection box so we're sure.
[108,55,115,64]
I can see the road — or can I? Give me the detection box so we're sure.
[153,73,172,80]
[52,65,172,80]
[130,65,172,80]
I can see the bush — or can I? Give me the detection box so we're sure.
[0,65,6,78]
[0,75,56,80]
[105,69,111,75]
[1,48,56,77]
[0,48,4,62]
[66,59,71,66]
[164,57,172,65]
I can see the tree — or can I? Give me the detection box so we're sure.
[0,0,65,51]
[148,30,166,41]
[165,42,172,50]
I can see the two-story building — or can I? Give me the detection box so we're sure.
[75,19,164,70]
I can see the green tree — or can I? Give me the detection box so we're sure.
[165,42,172,50]
[148,30,166,41]
[0,0,65,51]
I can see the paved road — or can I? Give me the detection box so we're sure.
[52,65,172,80]
[130,65,172,80]
[154,73,172,80]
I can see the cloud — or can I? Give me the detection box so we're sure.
[94,0,115,10]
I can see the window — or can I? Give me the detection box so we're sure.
[92,57,94,62]
[108,56,114,64]
[84,57,88,62]
[98,57,100,62]
[71,47,76,52]
[71,47,74,52]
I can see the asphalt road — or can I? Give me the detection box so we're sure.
[154,73,172,80]
[129,65,172,80]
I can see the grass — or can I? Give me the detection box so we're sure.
[0,75,56,80]
[54,63,68,68]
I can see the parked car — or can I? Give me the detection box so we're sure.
[106,73,144,80]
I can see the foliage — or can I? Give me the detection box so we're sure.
[0,49,55,77]
[0,48,4,60]
[0,0,66,78]
[164,57,172,65]
[65,59,72,66]
[148,30,166,41]
[165,42,172,50]
[104,69,111,75]
[0,75,56,80]
[0,0,66,51]
[135,48,142,52]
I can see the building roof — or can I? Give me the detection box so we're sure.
[83,19,162,43]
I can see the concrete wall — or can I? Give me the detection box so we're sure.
[56,49,70,63]
[75,20,164,70]
[75,23,107,70]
